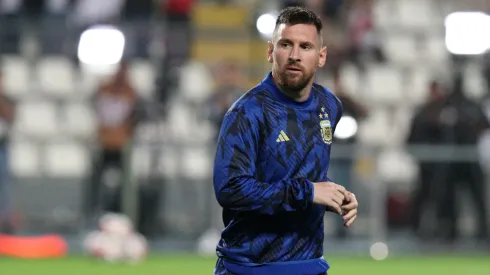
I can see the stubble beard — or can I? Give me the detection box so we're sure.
[278,69,313,96]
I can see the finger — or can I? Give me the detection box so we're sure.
[329,202,343,215]
[332,193,344,206]
[341,201,356,211]
[333,191,345,203]
[343,209,357,221]
[344,214,357,227]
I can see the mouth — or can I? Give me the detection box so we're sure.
[286,67,302,72]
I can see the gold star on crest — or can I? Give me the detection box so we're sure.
[319,113,323,119]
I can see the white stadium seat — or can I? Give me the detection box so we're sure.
[339,64,360,95]
[397,0,434,29]
[464,64,485,100]
[45,142,89,177]
[1,56,30,98]
[181,147,212,180]
[62,102,96,138]
[158,148,178,178]
[37,57,75,97]
[357,108,391,146]
[408,69,431,104]
[425,36,448,64]
[131,145,151,177]
[385,35,418,65]
[373,0,397,29]
[15,101,58,138]
[179,61,213,103]
[366,66,403,104]
[10,141,40,177]
[377,149,418,183]
[129,60,155,98]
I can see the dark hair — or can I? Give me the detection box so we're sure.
[275,6,323,35]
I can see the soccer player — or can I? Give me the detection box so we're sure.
[213,6,359,275]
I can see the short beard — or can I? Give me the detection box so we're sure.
[277,70,312,96]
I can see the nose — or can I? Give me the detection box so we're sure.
[288,45,301,62]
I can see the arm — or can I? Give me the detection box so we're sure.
[213,108,314,215]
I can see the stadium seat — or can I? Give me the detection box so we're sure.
[130,145,151,177]
[365,66,403,104]
[384,35,418,65]
[36,57,75,97]
[44,142,89,177]
[391,107,414,145]
[10,141,40,177]
[1,56,30,98]
[61,101,96,138]
[464,64,485,100]
[179,61,213,103]
[377,149,418,184]
[158,147,178,178]
[408,68,431,104]
[167,103,196,141]
[397,0,434,30]
[357,108,391,146]
[339,64,360,95]
[425,36,448,64]
[372,0,397,29]
[14,101,58,139]
[129,60,154,99]
[181,147,212,180]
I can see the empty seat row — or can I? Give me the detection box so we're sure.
[1,56,155,99]
[339,64,486,104]
[10,142,213,179]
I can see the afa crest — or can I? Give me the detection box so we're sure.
[319,107,332,144]
[320,120,332,144]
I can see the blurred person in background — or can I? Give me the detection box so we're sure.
[82,61,141,225]
[345,0,385,72]
[205,60,247,140]
[407,80,448,239]
[328,70,368,238]
[0,72,16,233]
[437,74,489,242]
[157,0,195,102]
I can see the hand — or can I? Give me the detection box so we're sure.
[341,192,358,228]
[312,181,349,215]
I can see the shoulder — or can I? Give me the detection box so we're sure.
[313,83,343,115]
[226,85,267,118]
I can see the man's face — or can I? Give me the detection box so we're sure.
[268,23,327,92]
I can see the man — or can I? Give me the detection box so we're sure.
[407,80,447,238]
[213,7,358,275]
[0,71,15,233]
[83,61,141,225]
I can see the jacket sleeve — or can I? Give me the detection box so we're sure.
[213,108,314,215]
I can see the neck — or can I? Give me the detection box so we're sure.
[272,71,313,102]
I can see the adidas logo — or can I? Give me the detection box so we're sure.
[276,130,290,142]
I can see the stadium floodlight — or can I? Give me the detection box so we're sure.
[445,12,490,55]
[333,116,358,140]
[256,13,278,40]
[77,25,126,74]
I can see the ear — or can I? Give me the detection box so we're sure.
[318,46,327,68]
[267,41,274,64]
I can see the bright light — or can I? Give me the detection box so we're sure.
[78,25,125,66]
[370,242,389,261]
[256,13,277,39]
[334,116,358,140]
[445,12,490,55]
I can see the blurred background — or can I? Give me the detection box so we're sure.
[0,0,490,272]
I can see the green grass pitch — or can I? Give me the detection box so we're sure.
[1,254,489,274]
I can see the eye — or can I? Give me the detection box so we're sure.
[301,44,312,50]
